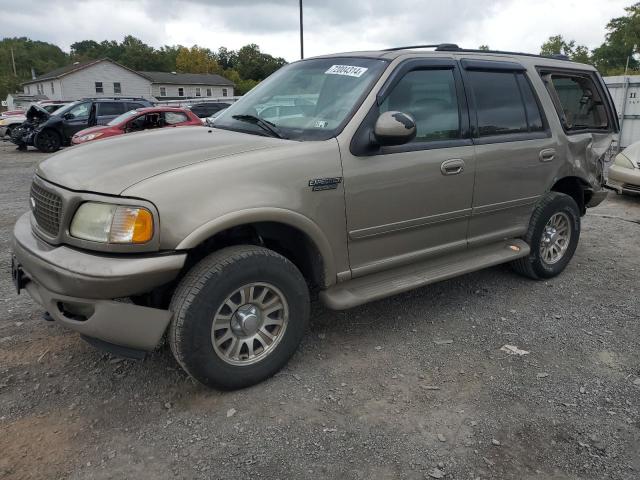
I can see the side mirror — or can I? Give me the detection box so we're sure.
[373,111,416,146]
[63,112,75,120]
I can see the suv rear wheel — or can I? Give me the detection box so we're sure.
[512,192,580,279]
[169,245,310,389]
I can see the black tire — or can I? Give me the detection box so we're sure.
[511,192,580,280]
[34,129,61,153]
[169,245,310,390]
[5,126,13,139]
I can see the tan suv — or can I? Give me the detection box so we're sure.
[12,45,618,389]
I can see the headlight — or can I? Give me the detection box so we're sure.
[70,202,154,244]
[77,132,103,142]
[0,119,7,126]
[614,153,635,169]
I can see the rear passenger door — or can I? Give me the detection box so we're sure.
[461,60,558,246]
[96,102,126,125]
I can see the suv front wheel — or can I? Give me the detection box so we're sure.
[169,245,310,389]
[512,192,580,279]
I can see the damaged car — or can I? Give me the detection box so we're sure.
[607,141,640,194]
[11,98,152,152]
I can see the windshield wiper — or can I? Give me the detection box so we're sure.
[232,114,287,139]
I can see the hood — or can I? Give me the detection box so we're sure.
[37,127,287,195]
[25,104,51,122]
[74,124,113,137]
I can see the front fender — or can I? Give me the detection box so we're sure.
[176,207,337,285]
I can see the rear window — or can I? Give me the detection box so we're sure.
[97,102,126,116]
[547,74,609,131]
[164,111,189,124]
[466,71,544,137]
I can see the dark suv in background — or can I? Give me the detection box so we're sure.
[187,102,231,119]
[11,97,153,152]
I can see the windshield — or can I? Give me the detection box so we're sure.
[108,110,140,126]
[214,57,388,140]
[52,101,81,117]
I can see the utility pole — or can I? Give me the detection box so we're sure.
[10,47,17,76]
[299,0,304,59]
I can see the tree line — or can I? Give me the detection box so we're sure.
[538,2,640,74]
[0,35,287,100]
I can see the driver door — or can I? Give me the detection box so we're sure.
[62,102,92,138]
[339,60,476,277]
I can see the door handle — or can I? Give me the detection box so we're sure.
[539,149,556,162]
[440,159,465,176]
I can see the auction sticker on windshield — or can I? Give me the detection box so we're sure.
[325,65,368,77]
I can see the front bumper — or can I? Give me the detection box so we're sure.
[607,164,640,194]
[12,212,187,351]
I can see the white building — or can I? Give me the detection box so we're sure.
[139,71,234,100]
[15,58,234,105]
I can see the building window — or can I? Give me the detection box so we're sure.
[37,84,44,95]
[178,87,184,97]
[114,82,121,94]
[50,82,54,94]
[222,88,228,97]
[206,88,212,97]
[195,87,201,97]
[95,82,104,94]
[160,87,167,97]
[26,85,30,94]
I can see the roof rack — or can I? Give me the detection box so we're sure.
[80,97,149,101]
[383,44,459,52]
[384,44,571,61]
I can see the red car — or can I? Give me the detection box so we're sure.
[71,106,202,145]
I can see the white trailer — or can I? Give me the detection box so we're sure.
[604,75,640,149]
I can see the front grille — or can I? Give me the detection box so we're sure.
[622,183,640,193]
[30,182,63,236]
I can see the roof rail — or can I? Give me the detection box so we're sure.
[384,44,572,61]
[80,97,149,101]
[383,44,459,51]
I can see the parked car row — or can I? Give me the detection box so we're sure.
[2,98,233,152]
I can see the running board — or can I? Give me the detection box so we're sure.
[320,239,530,310]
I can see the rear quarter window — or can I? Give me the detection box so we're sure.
[538,69,613,133]
[97,102,126,116]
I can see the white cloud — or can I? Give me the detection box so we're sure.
[0,0,631,61]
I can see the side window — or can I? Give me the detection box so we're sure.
[164,111,189,124]
[67,102,91,119]
[380,69,461,142]
[127,102,145,110]
[549,75,609,131]
[97,102,125,116]
[467,71,526,136]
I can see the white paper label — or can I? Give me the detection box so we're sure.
[325,65,368,77]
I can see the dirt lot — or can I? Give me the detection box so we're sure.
[1,140,639,480]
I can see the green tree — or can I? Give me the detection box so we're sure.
[0,37,68,100]
[478,45,490,51]
[236,44,286,81]
[592,2,640,74]
[540,34,591,63]
[175,45,222,74]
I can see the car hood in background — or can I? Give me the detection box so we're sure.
[37,127,288,195]
[74,125,114,137]
[25,104,52,122]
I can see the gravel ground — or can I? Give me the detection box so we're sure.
[1,140,639,480]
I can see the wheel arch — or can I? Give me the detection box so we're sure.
[550,175,591,215]
[176,208,337,288]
